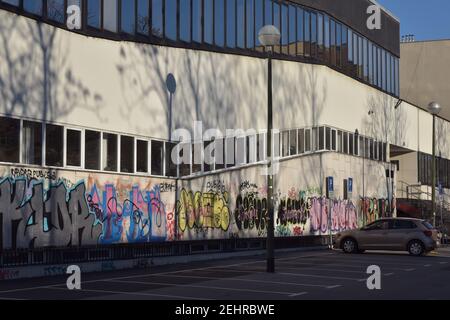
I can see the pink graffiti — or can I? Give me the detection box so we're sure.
[310,198,359,234]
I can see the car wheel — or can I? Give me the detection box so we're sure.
[408,240,425,256]
[342,238,358,254]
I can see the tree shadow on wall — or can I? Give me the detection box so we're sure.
[116,43,267,140]
[0,14,105,123]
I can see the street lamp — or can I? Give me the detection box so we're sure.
[258,25,280,273]
[427,101,442,227]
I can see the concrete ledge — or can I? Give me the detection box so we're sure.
[0,246,329,281]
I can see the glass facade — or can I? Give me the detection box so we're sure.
[0,0,400,96]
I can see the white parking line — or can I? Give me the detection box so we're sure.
[275,272,365,282]
[289,292,308,298]
[276,261,415,272]
[424,264,432,267]
[46,286,210,300]
[106,279,305,297]
[384,273,395,277]
[155,273,334,289]
[295,256,435,267]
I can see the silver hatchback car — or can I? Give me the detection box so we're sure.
[334,218,439,256]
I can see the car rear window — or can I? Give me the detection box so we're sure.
[422,221,434,230]
[393,220,417,229]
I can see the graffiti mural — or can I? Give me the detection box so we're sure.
[0,178,101,249]
[177,189,230,233]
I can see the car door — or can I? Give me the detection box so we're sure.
[358,220,391,249]
[387,220,419,250]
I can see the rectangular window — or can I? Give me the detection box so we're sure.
[22,121,42,165]
[0,117,20,163]
[66,129,81,167]
[387,53,392,93]
[359,136,364,157]
[193,0,202,42]
[382,50,387,91]
[368,42,373,84]
[152,0,163,37]
[317,13,323,56]
[282,131,289,157]
[343,132,348,154]
[226,0,236,47]
[337,131,343,153]
[120,136,134,173]
[256,133,265,162]
[336,22,342,67]
[215,138,225,169]
[247,136,257,164]
[348,29,353,62]
[24,0,43,15]
[330,19,335,65]
[85,130,100,170]
[236,136,246,165]
[46,124,64,167]
[305,129,311,152]
[288,5,296,56]
[318,127,325,150]
[325,127,331,150]
[341,25,348,68]
[165,0,177,40]
[87,0,102,28]
[296,7,304,56]
[215,0,225,47]
[246,0,255,49]
[179,143,191,176]
[358,36,363,79]
[289,130,297,156]
[298,129,305,154]
[151,140,164,176]
[264,0,272,24]
[47,0,65,23]
[137,0,150,35]
[102,133,118,172]
[136,140,148,173]
[272,2,280,53]
[281,4,288,55]
[349,133,354,155]
[354,134,359,156]
[225,137,236,168]
[204,0,213,44]
[324,15,330,62]
[304,10,310,57]
[255,0,264,51]
[180,0,191,41]
[166,142,178,177]
[331,129,337,151]
[311,127,318,151]
[237,0,245,48]
[121,0,136,34]
[103,0,118,32]
[363,38,368,81]
[192,143,202,173]
[310,12,317,58]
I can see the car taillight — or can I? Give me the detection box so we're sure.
[424,230,433,237]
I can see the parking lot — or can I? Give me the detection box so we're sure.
[1,247,450,300]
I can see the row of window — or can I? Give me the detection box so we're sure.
[0,116,389,178]
[0,0,400,97]
[418,152,450,189]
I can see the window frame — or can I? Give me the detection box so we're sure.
[65,127,84,169]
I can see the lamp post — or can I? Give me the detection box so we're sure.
[258,25,281,273]
[427,102,442,227]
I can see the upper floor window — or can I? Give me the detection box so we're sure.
[23,0,42,15]
[47,0,65,23]
[121,0,136,34]
[87,0,102,29]
[0,117,20,163]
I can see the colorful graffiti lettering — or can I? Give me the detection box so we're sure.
[0,269,20,280]
[234,192,267,231]
[0,178,101,249]
[177,189,230,232]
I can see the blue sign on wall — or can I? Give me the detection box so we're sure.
[327,177,334,193]
[348,178,353,193]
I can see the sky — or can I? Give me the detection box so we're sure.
[377,0,450,41]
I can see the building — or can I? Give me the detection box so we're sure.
[0,0,448,260]
[395,39,450,220]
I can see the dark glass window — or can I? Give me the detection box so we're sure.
[237,0,245,49]
[331,130,336,151]
[102,133,118,172]
[204,0,213,44]
[66,130,81,167]
[296,7,304,56]
[288,5,296,56]
[317,13,324,58]
[166,142,178,177]
[304,10,310,56]
[85,130,101,170]
[226,0,236,48]
[325,127,331,150]
[152,0,163,37]
[46,124,64,167]
[179,143,191,176]
[304,129,311,152]
[120,136,134,173]
[87,0,101,28]
[324,15,330,63]
[337,131,343,152]
[22,121,42,165]
[47,0,65,23]
[193,0,202,42]
[180,0,191,41]
[330,19,336,65]
[255,0,264,51]
[192,142,202,173]
[310,12,317,57]
[121,0,136,34]
[341,25,348,68]
[348,29,353,63]
[215,0,225,47]
[336,22,342,67]
[225,137,235,168]
[273,2,280,53]
[318,127,325,150]
[343,132,348,154]
[264,0,272,24]
[282,131,289,157]
[281,4,288,55]
[349,133,354,155]
[298,129,305,154]
[151,140,164,176]
[394,220,417,230]
[215,138,225,169]
[246,0,255,49]
[165,0,177,40]
[290,130,297,155]
[363,38,368,82]
[0,117,20,163]
[136,140,148,173]
[137,0,150,35]
[24,0,43,15]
